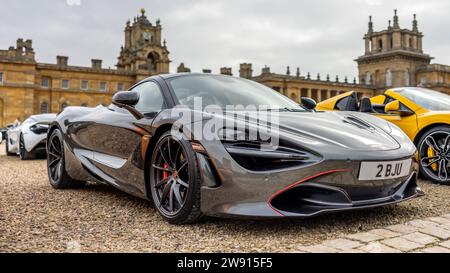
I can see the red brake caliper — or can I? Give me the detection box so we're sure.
[163,163,169,179]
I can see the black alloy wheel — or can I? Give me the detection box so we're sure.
[19,135,35,160]
[418,126,450,184]
[150,132,203,224]
[47,129,85,189]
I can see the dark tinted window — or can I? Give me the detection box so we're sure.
[132,81,166,113]
[168,75,305,111]
[336,97,349,110]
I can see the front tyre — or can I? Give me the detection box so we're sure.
[149,132,204,224]
[5,137,15,156]
[47,129,86,189]
[19,135,35,160]
[418,126,450,185]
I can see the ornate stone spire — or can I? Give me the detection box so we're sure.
[286,66,290,76]
[137,8,151,25]
[388,20,392,30]
[393,9,400,29]
[307,72,311,80]
[336,75,339,83]
[317,73,321,81]
[413,14,418,32]
[296,67,300,77]
[326,74,330,81]
[368,16,373,34]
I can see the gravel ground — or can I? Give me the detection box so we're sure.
[1,142,450,253]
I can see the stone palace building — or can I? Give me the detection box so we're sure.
[0,9,448,126]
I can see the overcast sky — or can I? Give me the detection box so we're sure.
[1,0,449,80]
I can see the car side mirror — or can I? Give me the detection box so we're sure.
[112,91,139,106]
[112,91,144,119]
[301,97,317,111]
[385,100,414,117]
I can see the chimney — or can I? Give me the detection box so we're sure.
[91,59,102,69]
[239,63,253,79]
[262,66,271,75]
[220,67,232,76]
[57,56,68,66]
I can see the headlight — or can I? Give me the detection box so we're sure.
[30,124,49,134]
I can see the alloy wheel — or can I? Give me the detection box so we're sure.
[19,136,25,159]
[152,136,190,217]
[419,131,450,182]
[47,133,63,183]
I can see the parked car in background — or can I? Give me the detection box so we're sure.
[316,87,450,184]
[1,124,14,144]
[5,114,57,159]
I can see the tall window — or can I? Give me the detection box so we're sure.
[81,80,89,91]
[61,79,69,89]
[99,82,107,92]
[378,39,383,50]
[404,70,410,86]
[0,72,3,84]
[41,77,50,88]
[420,76,427,86]
[365,72,372,85]
[147,52,160,71]
[40,101,49,113]
[386,69,392,86]
[117,82,124,91]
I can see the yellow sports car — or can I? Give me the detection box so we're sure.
[316,87,450,184]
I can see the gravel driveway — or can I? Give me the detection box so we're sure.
[1,142,450,253]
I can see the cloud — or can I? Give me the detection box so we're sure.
[0,0,448,79]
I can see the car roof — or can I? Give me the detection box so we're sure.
[29,113,57,120]
[147,73,232,81]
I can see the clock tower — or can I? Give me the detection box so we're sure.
[117,9,170,74]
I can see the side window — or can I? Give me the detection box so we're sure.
[132,81,166,113]
[335,97,349,110]
[384,96,394,104]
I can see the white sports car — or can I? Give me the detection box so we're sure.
[5,114,57,160]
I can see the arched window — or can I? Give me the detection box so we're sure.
[365,72,372,85]
[40,101,49,113]
[390,37,393,49]
[386,69,392,86]
[404,70,410,86]
[378,39,383,50]
[147,52,160,71]
[61,102,68,111]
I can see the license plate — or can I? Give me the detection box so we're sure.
[358,159,412,181]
